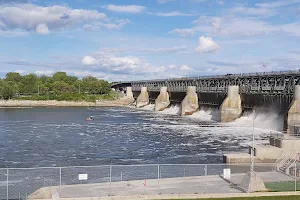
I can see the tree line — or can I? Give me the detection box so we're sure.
[0,72,112,101]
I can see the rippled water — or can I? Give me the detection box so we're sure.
[0,106,283,167]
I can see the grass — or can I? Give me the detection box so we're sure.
[265,181,300,192]
[171,196,300,200]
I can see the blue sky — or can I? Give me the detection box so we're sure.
[1,0,300,81]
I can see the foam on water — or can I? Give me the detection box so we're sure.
[188,108,220,121]
[140,104,155,111]
[230,110,284,131]
[159,104,180,115]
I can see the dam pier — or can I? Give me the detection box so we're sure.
[113,70,300,128]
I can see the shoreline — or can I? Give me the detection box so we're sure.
[0,98,134,108]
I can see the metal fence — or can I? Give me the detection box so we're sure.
[1,163,300,199]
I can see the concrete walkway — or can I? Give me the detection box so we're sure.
[29,171,295,199]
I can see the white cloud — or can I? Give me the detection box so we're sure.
[98,19,130,30]
[195,36,220,53]
[103,4,145,13]
[157,0,176,4]
[35,70,53,76]
[180,65,191,71]
[169,28,195,37]
[0,4,107,34]
[36,23,49,34]
[193,16,275,36]
[155,11,196,17]
[230,6,276,16]
[82,56,99,65]
[218,1,224,5]
[255,0,300,8]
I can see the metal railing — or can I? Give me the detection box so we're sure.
[3,163,300,199]
[112,69,300,85]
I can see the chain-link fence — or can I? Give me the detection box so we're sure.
[1,163,300,199]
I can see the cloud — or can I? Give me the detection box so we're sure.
[0,4,107,34]
[97,19,130,30]
[101,45,187,53]
[103,4,145,13]
[218,1,224,5]
[36,23,49,34]
[193,16,275,36]
[155,11,196,17]
[180,65,191,71]
[35,70,53,76]
[169,28,195,37]
[229,6,276,16]
[195,36,220,53]
[255,0,300,8]
[82,56,99,65]
[157,0,176,4]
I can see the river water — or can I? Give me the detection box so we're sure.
[0,105,284,167]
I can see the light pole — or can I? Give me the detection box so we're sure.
[241,54,244,75]
[251,109,255,173]
[198,66,200,79]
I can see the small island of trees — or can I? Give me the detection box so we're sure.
[0,72,115,102]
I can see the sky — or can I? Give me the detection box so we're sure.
[1,0,300,81]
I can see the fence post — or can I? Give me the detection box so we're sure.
[59,167,62,197]
[204,164,207,194]
[121,171,122,182]
[6,168,8,200]
[295,161,297,192]
[109,165,112,196]
[157,164,160,194]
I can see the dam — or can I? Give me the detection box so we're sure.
[112,70,300,131]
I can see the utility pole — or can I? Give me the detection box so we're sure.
[38,85,40,96]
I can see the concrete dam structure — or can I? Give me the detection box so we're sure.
[113,70,300,130]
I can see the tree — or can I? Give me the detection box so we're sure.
[1,82,16,100]
[5,72,22,83]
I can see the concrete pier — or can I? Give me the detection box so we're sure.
[287,85,300,131]
[136,87,149,108]
[180,86,199,116]
[125,87,134,102]
[155,87,170,111]
[220,86,242,122]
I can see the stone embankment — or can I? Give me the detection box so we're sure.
[0,98,133,108]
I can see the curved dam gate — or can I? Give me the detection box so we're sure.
[112,70,300,131]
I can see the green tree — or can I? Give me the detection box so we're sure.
[5,72,22,83]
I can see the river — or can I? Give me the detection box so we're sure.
[0,105,283,167]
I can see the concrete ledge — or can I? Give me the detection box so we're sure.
[29,192,300,200]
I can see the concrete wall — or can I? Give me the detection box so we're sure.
[180,86,199,116]
[220,86,242,122]
[155,87,170,111]
[288,85,300,132]
[136,87,149,108]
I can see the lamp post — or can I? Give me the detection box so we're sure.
[251,109,255,173]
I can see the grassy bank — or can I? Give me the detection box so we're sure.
[15,91,119,103]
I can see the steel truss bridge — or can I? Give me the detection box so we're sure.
[112,70,300,96]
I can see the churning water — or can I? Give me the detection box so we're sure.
[0,106,283,167]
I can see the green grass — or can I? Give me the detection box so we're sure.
[170,196,300,200]
[265,181,300,192]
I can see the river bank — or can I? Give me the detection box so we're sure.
[0,98,133,108]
